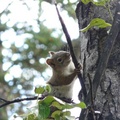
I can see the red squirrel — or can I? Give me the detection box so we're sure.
[46,51,80,99]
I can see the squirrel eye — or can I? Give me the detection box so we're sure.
[57,58,63,63]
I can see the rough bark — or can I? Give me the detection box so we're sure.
[76,0,120,120]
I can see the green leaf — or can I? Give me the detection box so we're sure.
[76,102,86,109]
[62,103,73,109]
[38,102,50,119]
[57,103,75,110]
[51,101,63,110]
[34,117,38,120]
[62,111,71,117]
[35,85,51,94]
[81,0,91,4]
[41,96,55,105]
[45,84,51,93]
[80,18,111,32]
[81,0,109,6]
[27,113,36,120]
[34,86,45,94]
[51,110,62,119]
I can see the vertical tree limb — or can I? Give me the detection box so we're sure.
[55,3,87,99]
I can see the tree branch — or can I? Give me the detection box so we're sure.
[0,96,75,108]
[0,98,8,102]
[54,2,87,99]
[0,96,44,108]
[0,1,13,16]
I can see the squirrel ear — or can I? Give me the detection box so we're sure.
[49,51,55,56]
[46,59,52,65]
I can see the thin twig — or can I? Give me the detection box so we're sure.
[0,1,13,16]
[54,2,87,99]
[0,96,44,108]
[0,95,75,108]
[0,98,9,102]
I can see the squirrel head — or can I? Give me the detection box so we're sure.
[46,51,71,71]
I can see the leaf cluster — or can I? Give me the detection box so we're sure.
[21,86,86,120]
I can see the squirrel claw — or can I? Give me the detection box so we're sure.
[77,63,82,69]
[74,63,82,73]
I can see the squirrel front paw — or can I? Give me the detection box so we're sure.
[74,63,82,73]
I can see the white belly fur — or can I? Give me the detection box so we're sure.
[49,80,75,99]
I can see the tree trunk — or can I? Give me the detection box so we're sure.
[76,0,120,120]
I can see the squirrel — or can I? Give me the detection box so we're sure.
[46,51,81,99]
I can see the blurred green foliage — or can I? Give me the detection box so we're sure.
[0,0,78,119]
[23,86,86,120]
